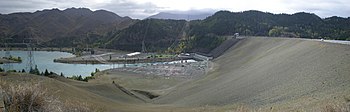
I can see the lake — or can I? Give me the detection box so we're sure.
[0,51,130,77]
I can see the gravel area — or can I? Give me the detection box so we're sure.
[111,61,209,79]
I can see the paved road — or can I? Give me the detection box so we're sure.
[304,39,350,45]
[243,36,350,45]
[321,39,350,45]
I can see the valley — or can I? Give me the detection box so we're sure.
[1,7,350,112]
[2,37,350,112]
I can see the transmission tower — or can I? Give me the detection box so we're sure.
[26,40,35,72]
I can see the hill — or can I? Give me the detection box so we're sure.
[0,8,136,47]
[105,19,187,52]
[189,10,350,40]
[0,72,184,112]
[105,10,350,53]
[1,9,350,54]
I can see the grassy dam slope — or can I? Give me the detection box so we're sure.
[154,37,350,110]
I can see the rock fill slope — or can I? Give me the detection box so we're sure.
[155,37,350,109]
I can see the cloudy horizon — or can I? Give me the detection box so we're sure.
[0,0,349,19]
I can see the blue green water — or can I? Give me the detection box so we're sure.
[0,51,123,77]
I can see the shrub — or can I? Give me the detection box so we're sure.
[0,82,61,112]
[95,68,100,73]
[6,70,17,73]
[21,69,26,73]
[29,65,40,75]
[60,73,64,77]
[68,75,86,82]
[44,69,50,76]
[0,81,102,112]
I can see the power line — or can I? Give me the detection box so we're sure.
[142,19,152,53]
[2,38,37,72]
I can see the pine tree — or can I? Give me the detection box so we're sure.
[29,67,34,74]
[30,65,41,75]
[77,75,83,81]
[44,69,49,76]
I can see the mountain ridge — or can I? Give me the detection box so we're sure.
[1,9,349,53]
[0,7,136,47]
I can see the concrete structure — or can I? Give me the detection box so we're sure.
[192,53,213,61]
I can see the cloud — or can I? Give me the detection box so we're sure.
[96,0,161,19]
[0,0,51,13]
[280,0,350,17]
[0,0,349,18]
[0,0,161,19]
[0,0,94,14]
[162,9,218,15]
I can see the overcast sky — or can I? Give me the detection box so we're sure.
[0,0,349,19]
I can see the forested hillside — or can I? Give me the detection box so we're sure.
[190,10,350,40]
[105,19,187,52]
[1,9,349,53]
[105,10,350,53]
[0,8,135,47]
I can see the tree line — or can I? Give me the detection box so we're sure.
[0,66,98,82]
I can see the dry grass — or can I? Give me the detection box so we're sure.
[345,95,350,103]
[321,103,350,112]
[189,104,259,112]
[188,102,350,112]
[0,81,104,112]
[61,100,106,112]
[0,81,61,112]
